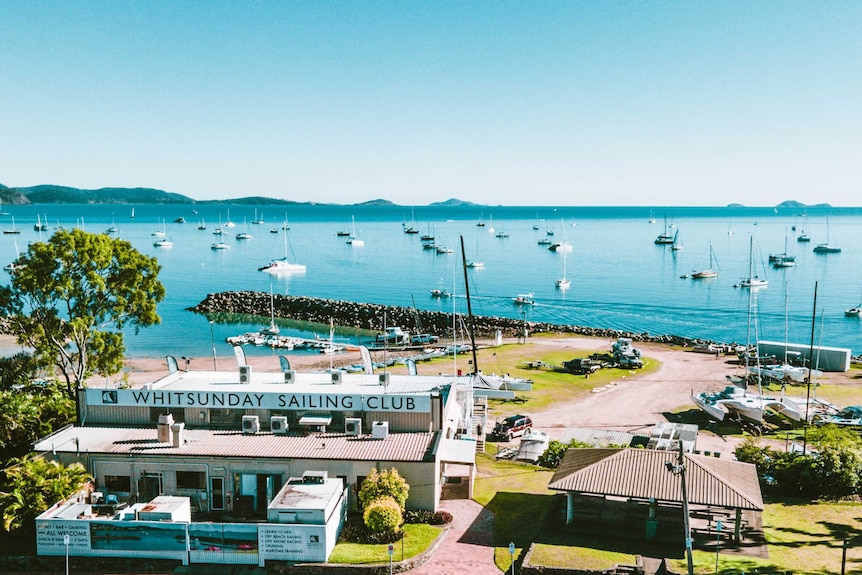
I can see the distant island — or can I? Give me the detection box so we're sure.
[0,181,836,209]
[0,183,484,207]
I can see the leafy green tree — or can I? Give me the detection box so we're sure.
[362,496,403,534]
[358,468,410,509]
[735,427,862,499]
[0,352,43,391]
[537,439,591,469]
[0,456,91,533]
[0,229,165,397]
[0,384,76,461]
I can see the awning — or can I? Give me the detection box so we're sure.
[437,437,477,465]
[298,415,333,426]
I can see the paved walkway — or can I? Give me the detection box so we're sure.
[409,499,502,574]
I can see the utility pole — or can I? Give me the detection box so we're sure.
[666,443,694,575]
[209,321,218,370]
[803,282,817,455]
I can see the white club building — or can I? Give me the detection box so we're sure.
[34,365,479,566]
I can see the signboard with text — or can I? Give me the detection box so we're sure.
[88,389,430,413]
[36,520,91,555]
[258,524,326,563]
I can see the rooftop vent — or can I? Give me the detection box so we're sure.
[372,420,389,439]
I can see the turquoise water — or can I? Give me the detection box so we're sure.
[2,204,861,356]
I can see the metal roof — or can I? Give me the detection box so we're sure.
[548,448,763,511]
[141,369,469,395]
[35,426,438,463]
[558,427,643,447]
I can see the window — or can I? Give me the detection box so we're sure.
[210,409,241,425]
[176,471,206,490]
[104,475,131,492]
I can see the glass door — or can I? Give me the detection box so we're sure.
[210,477,224,511]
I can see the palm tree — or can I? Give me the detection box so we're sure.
[0,456,91,533]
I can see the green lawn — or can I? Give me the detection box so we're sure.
[328,523,441,564]
[472,453,556,569]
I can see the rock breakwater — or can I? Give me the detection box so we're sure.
[190,291,722,348]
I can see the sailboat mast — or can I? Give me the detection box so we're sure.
[459,236,479,373]
[745,269,753,388]
[803,281,818,452]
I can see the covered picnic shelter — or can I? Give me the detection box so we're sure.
[548,448,763,546]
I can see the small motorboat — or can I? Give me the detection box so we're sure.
[513,293,535,305]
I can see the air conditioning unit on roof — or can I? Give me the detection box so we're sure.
[378,372,390,386]
[242,415,260,434]
[284,370,296,384]
[270,416,288,434]
[345,417,362,436]
[331,371,343,384]
[239,365,252,384]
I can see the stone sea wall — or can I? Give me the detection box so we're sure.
[190,291,719,347]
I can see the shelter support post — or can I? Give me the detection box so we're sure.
[734,508,742,544]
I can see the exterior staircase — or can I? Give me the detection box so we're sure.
[473,395,488,453]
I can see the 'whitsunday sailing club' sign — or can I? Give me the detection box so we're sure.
[87,389,430,412]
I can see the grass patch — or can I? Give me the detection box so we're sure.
[475,436,862,573]
[416,340,661,417]
[473,452,555,570]
[529,541,638,570]
[328,523,442,564]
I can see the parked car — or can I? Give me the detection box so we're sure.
[410,333,439,346]
[562,358,602,375]
[493,414,533,441]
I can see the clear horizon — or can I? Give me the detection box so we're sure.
[2,2,860,207]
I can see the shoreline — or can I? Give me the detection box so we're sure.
[191,291,738,348]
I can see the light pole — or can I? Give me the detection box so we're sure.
[665,443,694,575]
[64,533,70,575]
[509,541,516,575]
[714,520,722,574]
[209,321,218,370]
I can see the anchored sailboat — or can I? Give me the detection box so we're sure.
[737,236,768,288]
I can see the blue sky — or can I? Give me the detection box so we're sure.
[1,2,860,206]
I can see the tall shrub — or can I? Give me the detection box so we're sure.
[363,496,403,534]
[358,468,409,509]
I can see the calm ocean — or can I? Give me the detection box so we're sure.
[2,204,861,357]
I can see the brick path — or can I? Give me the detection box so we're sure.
[409,499,502,574]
